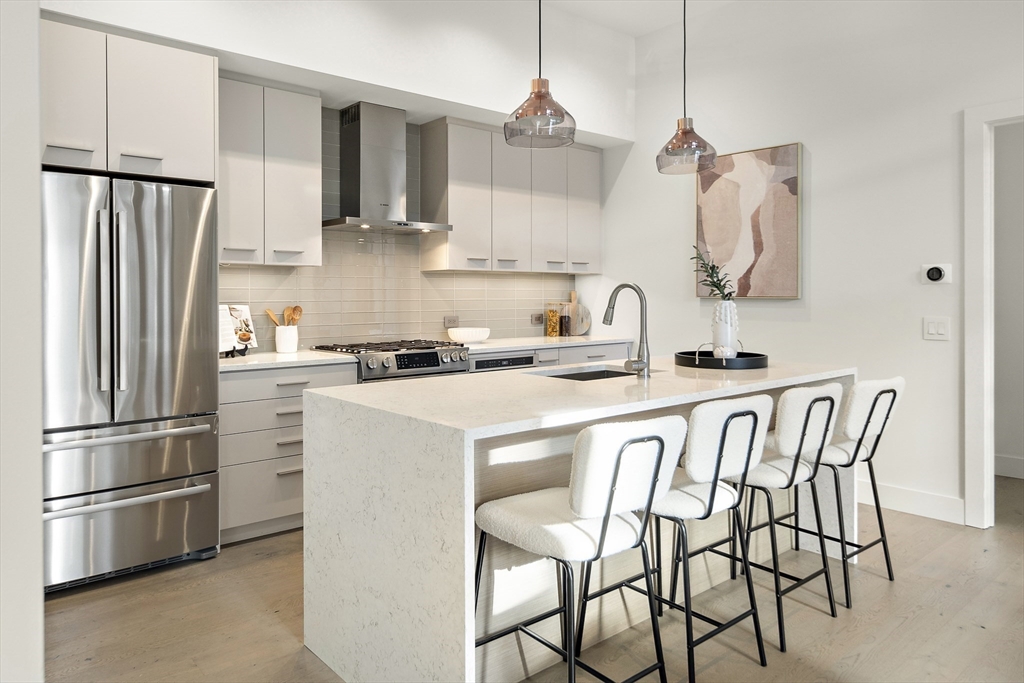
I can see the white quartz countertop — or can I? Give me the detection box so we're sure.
[464,335,633,354]
[219,350,357,373]
[307,357,855,439]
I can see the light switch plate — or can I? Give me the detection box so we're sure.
[923,316,951,341]
[531,313,544,325]
[443,315,459,329]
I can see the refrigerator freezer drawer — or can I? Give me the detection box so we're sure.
[44,415,218,499]
[44,473,219,588]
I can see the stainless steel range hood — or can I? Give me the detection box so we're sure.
[323,102,452,234]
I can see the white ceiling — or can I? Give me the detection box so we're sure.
[550,0,728,38]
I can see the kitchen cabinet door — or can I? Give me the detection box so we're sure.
[40,21,106,171]
[218,79,265,265]
[446,125,492,271]
[264,87,322,267]
[490,132,531,272]
[567,148,602,274]
[531,147,568,272]
[107,35,216,182]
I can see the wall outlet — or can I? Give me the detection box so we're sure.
[531,313,544,325]
[444,315,459,329]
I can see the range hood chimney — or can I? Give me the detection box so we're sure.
[322,102,451,234]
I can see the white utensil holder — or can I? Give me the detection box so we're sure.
[275,326,298,353]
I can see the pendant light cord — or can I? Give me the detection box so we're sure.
[683,0,687,117]
[538,0,543,79]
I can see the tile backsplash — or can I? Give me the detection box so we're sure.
[219,232,577,352]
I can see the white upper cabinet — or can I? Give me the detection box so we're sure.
[218,79,265,265]
[40,21,107,171]
[567,148,602,273]
[107,35,216,182]
[490,133,532,272]
[420,118,601,273]
[531,147,568,273]
[217,80,322,267]
[264,88,322,267]
[421,122,492,271]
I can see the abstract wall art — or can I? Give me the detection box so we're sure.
[696,143,801,298]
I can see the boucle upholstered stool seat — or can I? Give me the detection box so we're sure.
[729,383,843,653]
[644,395,773,683]
[474,415,686,683]
[816,377,905,608]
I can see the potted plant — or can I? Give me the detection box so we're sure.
[692,246,739,358]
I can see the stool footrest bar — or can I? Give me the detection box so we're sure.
[475,605,564,648]
[692,608,757,647]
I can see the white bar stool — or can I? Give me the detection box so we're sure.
[817,377,905,608]
[650,394,773,683]
[474,415,686,683]
[732,382,843,652]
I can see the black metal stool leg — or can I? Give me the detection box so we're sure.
[828,464,852,608]
[868,460,895,581]
[734,507,768,667]
[760,485,786,652]
[475,531,487,614]
[654,516,664,616]
[810,479,838,617]
[678,520,696,683]
[574,561,593,657]
[640,540,669,683]
[556,559,576,683]
[729,493,738,581]
[669,522,682,607]
[793,482,801,551]
[743,486,757,576]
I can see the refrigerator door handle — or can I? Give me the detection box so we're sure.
[43,483,212,522]
[97,207,111,392]
[42,423,212,453]
[115,210,129,392]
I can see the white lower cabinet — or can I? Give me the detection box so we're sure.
[218,362,356,543]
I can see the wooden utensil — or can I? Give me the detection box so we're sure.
[290,305,303,326]
[265,309,282,327]
[284,306,294,326]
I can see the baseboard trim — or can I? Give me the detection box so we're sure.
[856,478,965,525]
[994,453,1024,479]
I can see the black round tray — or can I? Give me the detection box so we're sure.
[675,351,768,370]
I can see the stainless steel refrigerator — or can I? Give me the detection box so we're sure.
[41,171,220,589]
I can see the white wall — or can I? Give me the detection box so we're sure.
[994,121,1024,479]
[40,0,635,143]
[0,0,44,680]
[578,0,1024,523]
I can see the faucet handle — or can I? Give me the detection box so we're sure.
[625,358,648,374]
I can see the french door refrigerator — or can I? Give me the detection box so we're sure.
[41,171,220,589]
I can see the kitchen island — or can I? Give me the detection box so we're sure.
[303,358,857,682]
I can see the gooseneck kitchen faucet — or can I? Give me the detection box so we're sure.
[603,283,651,378]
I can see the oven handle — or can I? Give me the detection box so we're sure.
[42,424,212,453]
[43,483,211,522]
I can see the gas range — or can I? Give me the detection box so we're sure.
[311,339,470,382]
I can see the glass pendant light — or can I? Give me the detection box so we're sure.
[504,0,575,148]
[656,0,716,174]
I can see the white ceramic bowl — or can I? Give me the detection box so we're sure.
[447,327,490,343]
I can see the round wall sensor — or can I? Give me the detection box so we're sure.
[921,264,952,284]
[926,266,945,281]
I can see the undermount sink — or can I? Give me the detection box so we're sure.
[545,368,638,381]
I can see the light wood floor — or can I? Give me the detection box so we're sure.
[46,477,1024,683]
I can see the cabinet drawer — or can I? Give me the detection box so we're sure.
[220,396,303,435]
[220,455,303,531]
[220,425,302,467]
[219,364,356,404]
[559,343,631,366]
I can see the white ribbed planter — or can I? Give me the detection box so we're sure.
[712,300,739,358]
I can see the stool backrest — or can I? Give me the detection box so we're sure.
[569,415,687,520]
[684,394,772,486]
[840,377,905,450]
[775,383,843,462]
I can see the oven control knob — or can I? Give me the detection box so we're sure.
[382,356,392,368]
[459,350,468,362]
[366,357,378,370]
[441,352,450,363]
